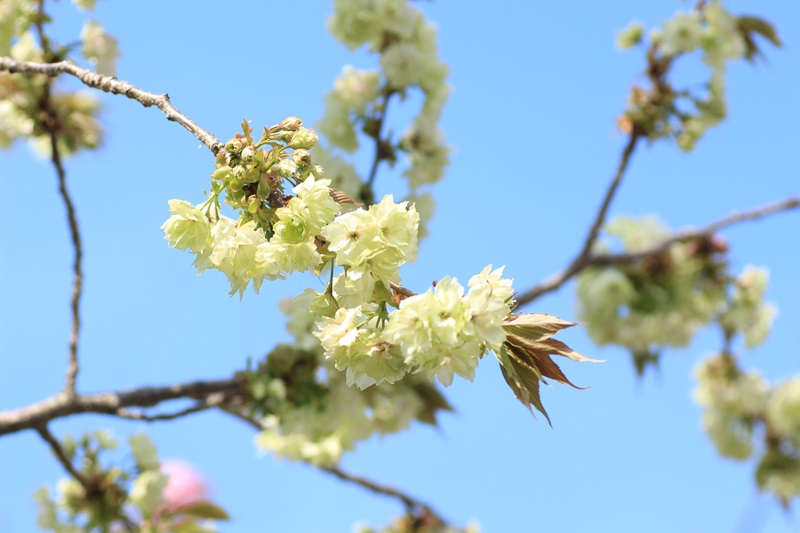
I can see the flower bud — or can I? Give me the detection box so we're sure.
[225,138,243,153]
[279,116,303,131]
[290,128,319,149]
[241,146,256,163]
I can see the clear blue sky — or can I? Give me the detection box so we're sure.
[1,1,799,531]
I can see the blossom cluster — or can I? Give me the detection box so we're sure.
[251,297,446,466]
[616,1,780,151]
[162,119,346,297]
[694,355,800,503]
[0,0,114,155]
[318,0,451,197]
[315,265,514,389]
[250,266,514,466]
[35,431,227,532]
[576,216,776,374]
[576,217,726,370]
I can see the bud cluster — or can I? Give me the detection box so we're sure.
[0,1,115,156]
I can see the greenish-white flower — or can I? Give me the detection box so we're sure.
[129,431,160,471]
[129,470,169,515]
[766,377,800,437]
[162,199,211,253]
[80,21,121,76]
[617,21,644,50]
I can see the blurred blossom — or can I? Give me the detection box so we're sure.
[161,460,210,512]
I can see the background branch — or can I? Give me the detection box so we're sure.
[31,9,84,395]
[0,377,243,436]
[516,196,800,307]
[36,424,91,490]
[0,57,224,154]
[574,132,641,266]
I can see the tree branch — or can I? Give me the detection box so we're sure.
[513,131,639,307]
[31,10,84,395]
[0,57,224,154]
[515,196,800,307]
[574,132,640,266]
[36,424,91,490]
[0,377,243,436]
[321,465,444,521]
[115,399,219,422]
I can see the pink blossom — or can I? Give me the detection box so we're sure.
[160,460,210,512]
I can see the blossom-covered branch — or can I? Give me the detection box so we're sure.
[0,377,243,436]
[0,56,224,154]
[516,196,800,307]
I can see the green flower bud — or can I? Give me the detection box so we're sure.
[225,138,243,153]
[290,128,319,149]
[617,22,644,50]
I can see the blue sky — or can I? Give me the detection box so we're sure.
[1,1,799,532]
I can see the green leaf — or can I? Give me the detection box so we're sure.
[177,500,230,520]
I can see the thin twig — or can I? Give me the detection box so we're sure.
[31,8,84,395]
[36,424,91,490]
[575,132,641,266]
[219,406,262,430]
[321,465,443,521]
[516,196,800,307]
[0,56,224,154]
[366,91,394,189]
[513,132,639,307]
[0,377,243,436]
[115,400,217,422]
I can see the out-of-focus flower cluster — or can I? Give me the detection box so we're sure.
[34,430,227,532]
[576,217,725,373]
[319,0,451,204]
[616,0,781,151]
[576,216,775,375]
[694,354,800,505]
[0,0,118,155]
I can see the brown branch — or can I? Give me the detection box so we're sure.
[36,424,91,490]
[31,9,84,395]
[321,465,444,521]
[574,132,641,266]
[366,90,393,189]
[516,196,800,307]
[115,399,220,422]
[0,377,243,436]
[513,132,640,307]
[0,56,224,154]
